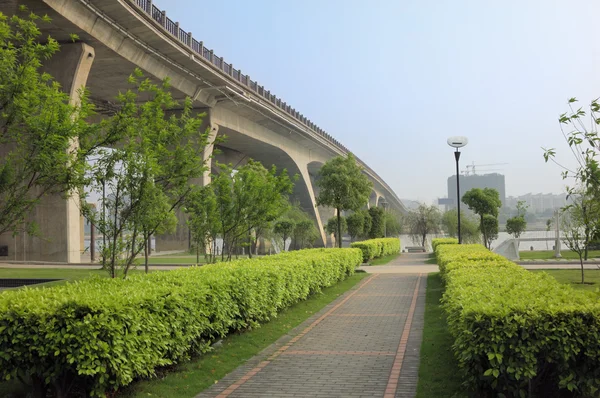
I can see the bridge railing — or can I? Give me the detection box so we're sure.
[129,0,402,207]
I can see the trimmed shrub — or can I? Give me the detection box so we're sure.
[351,237,400,262]
[0,248,362,397]
[431,237,458,252]
[435,243,600,397]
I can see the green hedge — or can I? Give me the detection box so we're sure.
[350,237,400,262]
[435,244,600,397]
[0,248,362,397]
[431,237,458,252]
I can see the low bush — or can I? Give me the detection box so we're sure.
[0,248,362,397]
[436,243,600,397]
[431,237,458,252]
[351,237,400,262]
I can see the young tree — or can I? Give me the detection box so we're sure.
[506,200,528,245]
[368,206,385,238]
[462,188,502,249]
[273,220,295,251]
[561,194,600,283]
[406,203,441,247]
[293,219,318,249]
[385,211,403,237]
[316,154,372,248]
[211,161,294,261]
[441,209,481,244]
[543,97,600,255]
[0,10,106,238]
[346,212,365,242]
[83,69,210,277]
[545,218,553,250]
[482,214,499,250]
[360,209,372,239]
[185,186,219,263]
[326,216,347,247]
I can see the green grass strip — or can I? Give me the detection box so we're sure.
[416,273,467,398]
[519,249,600,260]
[367,253,400,265]
[117,273,368,398]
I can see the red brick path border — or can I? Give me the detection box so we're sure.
[384,273,423,398]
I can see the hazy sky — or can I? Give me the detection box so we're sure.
[165,0,600,203]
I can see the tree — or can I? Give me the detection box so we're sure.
[560,193,600,283]
[83,69,210,277]
[481,214,499,250]
[0,10,106,238]
[368,207,385,238]
[385,211,403,236]
[505,200,528,243]
[462,188,502,249]
[546,218,553,250]
[316,154,373,248]
[346,212,364,242]
[360,209,372,239]
[210,160,294,261]
[326,216,346,247]
[506,216,526,239]
[273,220,295,251]
[293,219,319,249]
[185,186,219,263]
[405,203,441,247]
[543,97,600,257]
[441,209,480,244]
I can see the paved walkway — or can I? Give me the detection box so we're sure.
[197,254,432,398]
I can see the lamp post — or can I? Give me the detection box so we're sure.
[447,136,468,244]
[381,199,388,237]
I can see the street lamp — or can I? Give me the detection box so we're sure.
[447,136,468,244]
[381,199,388,237]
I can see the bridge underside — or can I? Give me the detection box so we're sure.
[0,0,404,262]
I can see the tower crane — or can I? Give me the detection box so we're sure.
[462,162,508,176]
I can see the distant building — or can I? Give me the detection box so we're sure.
[442,173,506,210]
[505,193,570,214]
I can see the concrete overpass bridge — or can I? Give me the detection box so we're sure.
[0,0,406,262]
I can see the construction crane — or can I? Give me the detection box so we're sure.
[462,162,508,176]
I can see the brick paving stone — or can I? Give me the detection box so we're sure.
[196,261,428,398]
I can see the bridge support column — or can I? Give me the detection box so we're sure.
[155,121,218,253]
[296,165,327,248]
[0,43,95,263]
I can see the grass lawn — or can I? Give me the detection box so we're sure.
[416,273,467,398]
[531,269,600,292]
[0,268,157,290]
[0,268,104,281]
[425,254,437,264]
[138,256,203,265]
[114,273,368,397]
[368,253,400,265]
[519,250,600,260]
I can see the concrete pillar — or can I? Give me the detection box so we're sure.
[0,43,94,262]
[155,120,218,252]
[296,165,327,248]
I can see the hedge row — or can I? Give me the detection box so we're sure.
[435,244,600,397]
[431,237,458,252]
[0,248,363,397]
[350,237,400,262]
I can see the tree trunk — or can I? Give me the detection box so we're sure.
[337,207,342,249]
[248,231,253,258]
[580,255,585,284]
[144,236,149,274]
[480,214,487,249]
